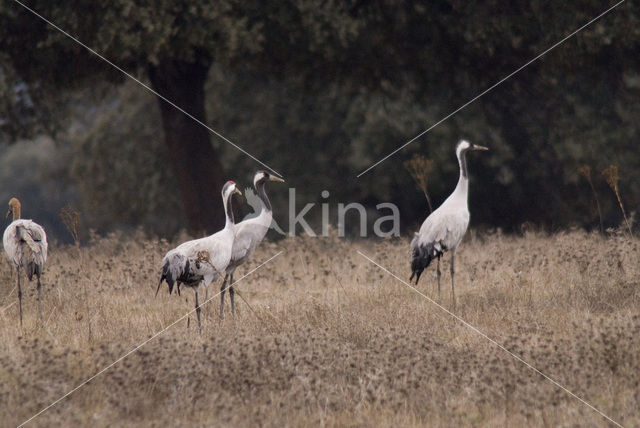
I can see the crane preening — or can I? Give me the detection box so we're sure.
[410,140,488,307]
[156,181,242,332]
[3,198,48,326]
[220,170,284,317]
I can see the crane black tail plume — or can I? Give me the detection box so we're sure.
[410,243,441,284]
[157,255,189,296]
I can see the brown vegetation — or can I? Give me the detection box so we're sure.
[0,230,639,427]
[404,154,435,213]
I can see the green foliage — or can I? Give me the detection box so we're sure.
[0,1,263,80]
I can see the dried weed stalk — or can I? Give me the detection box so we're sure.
[59,206,92,341]
[404,154,434,213]
[602,165,632,236]
[578,165,603,233]
[59,206,81,246]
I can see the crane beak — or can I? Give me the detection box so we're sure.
[234,188,242,196]
[473,145,489,151]
[5,208,11,219]
[269,176,285,183]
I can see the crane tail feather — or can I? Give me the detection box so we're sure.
[157,255,190,296]
[410,243,442,285]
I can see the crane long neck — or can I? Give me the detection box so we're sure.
[255,180,272,213]
[459,149,468,179]
[223,193,235,229]
[12,207,20,221]
[453,149,469,200]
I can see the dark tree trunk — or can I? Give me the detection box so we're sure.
[148,57,225,234]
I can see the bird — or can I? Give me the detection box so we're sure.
[220,170,284,317]
[410,140,488,307]
[156,181,242,332]
[3,197,48,326]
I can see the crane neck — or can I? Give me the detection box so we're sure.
[12,207,21,221]
[255,180,272,214]
[453,149,470,201]
[223,192,235,230]
[458,148,469,180]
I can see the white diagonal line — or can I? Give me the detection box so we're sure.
[18,251,283,427]
[356,0,626,177]
[357,250,624,428]
[10,0,283,178]
[0,301,16,313]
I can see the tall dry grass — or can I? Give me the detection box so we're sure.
[0,230,639,427]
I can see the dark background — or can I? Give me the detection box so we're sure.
[0,1,638,242]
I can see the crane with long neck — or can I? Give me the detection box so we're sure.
[157,181,242,332]
[410,140,488,307]
[220,170,284,317]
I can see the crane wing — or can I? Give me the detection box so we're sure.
[18,223,46,253]
[176,231,234,283]
[3,220,48,267]
[231,220,269,263]
[416,207,469,251]
[231,232,253,262]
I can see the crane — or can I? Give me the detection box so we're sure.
[3,198,48,326]
[156,181,242,332]
[410,140,488,307]
[220,170,284,317]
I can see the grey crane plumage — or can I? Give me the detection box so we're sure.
[156,181,241,332]
[3,198,48,326]
[219,170,284,317]
[410,140,488,307]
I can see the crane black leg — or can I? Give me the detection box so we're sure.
[436,255,442,299]
[219,274,228,318]
[37,275,42,322]
[450,251,456,308]
[229,274,235,315]
[16,267,22,327]
[195,291,202,333]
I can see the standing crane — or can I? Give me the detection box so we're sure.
[156,181,242,332]
[219,170,284,317]
[3,198,48,326]
[410,140,488,307]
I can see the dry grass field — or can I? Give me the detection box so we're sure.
[0,229,639,427]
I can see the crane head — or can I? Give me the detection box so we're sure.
[254,170,285,186]
[456,140,489,156]
[6,197,21,220]
[222,181,242,199]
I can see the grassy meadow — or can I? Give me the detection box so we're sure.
[0,230,639,427]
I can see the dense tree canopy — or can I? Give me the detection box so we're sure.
[0,1,638,238]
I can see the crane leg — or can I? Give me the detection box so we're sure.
[219,274,228,318]
[450,251,456,309]
[16,267,23,327]
[436,256,441,299]
[229,274,235,315]
[37,275,43,323]
[195,291,202,333]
